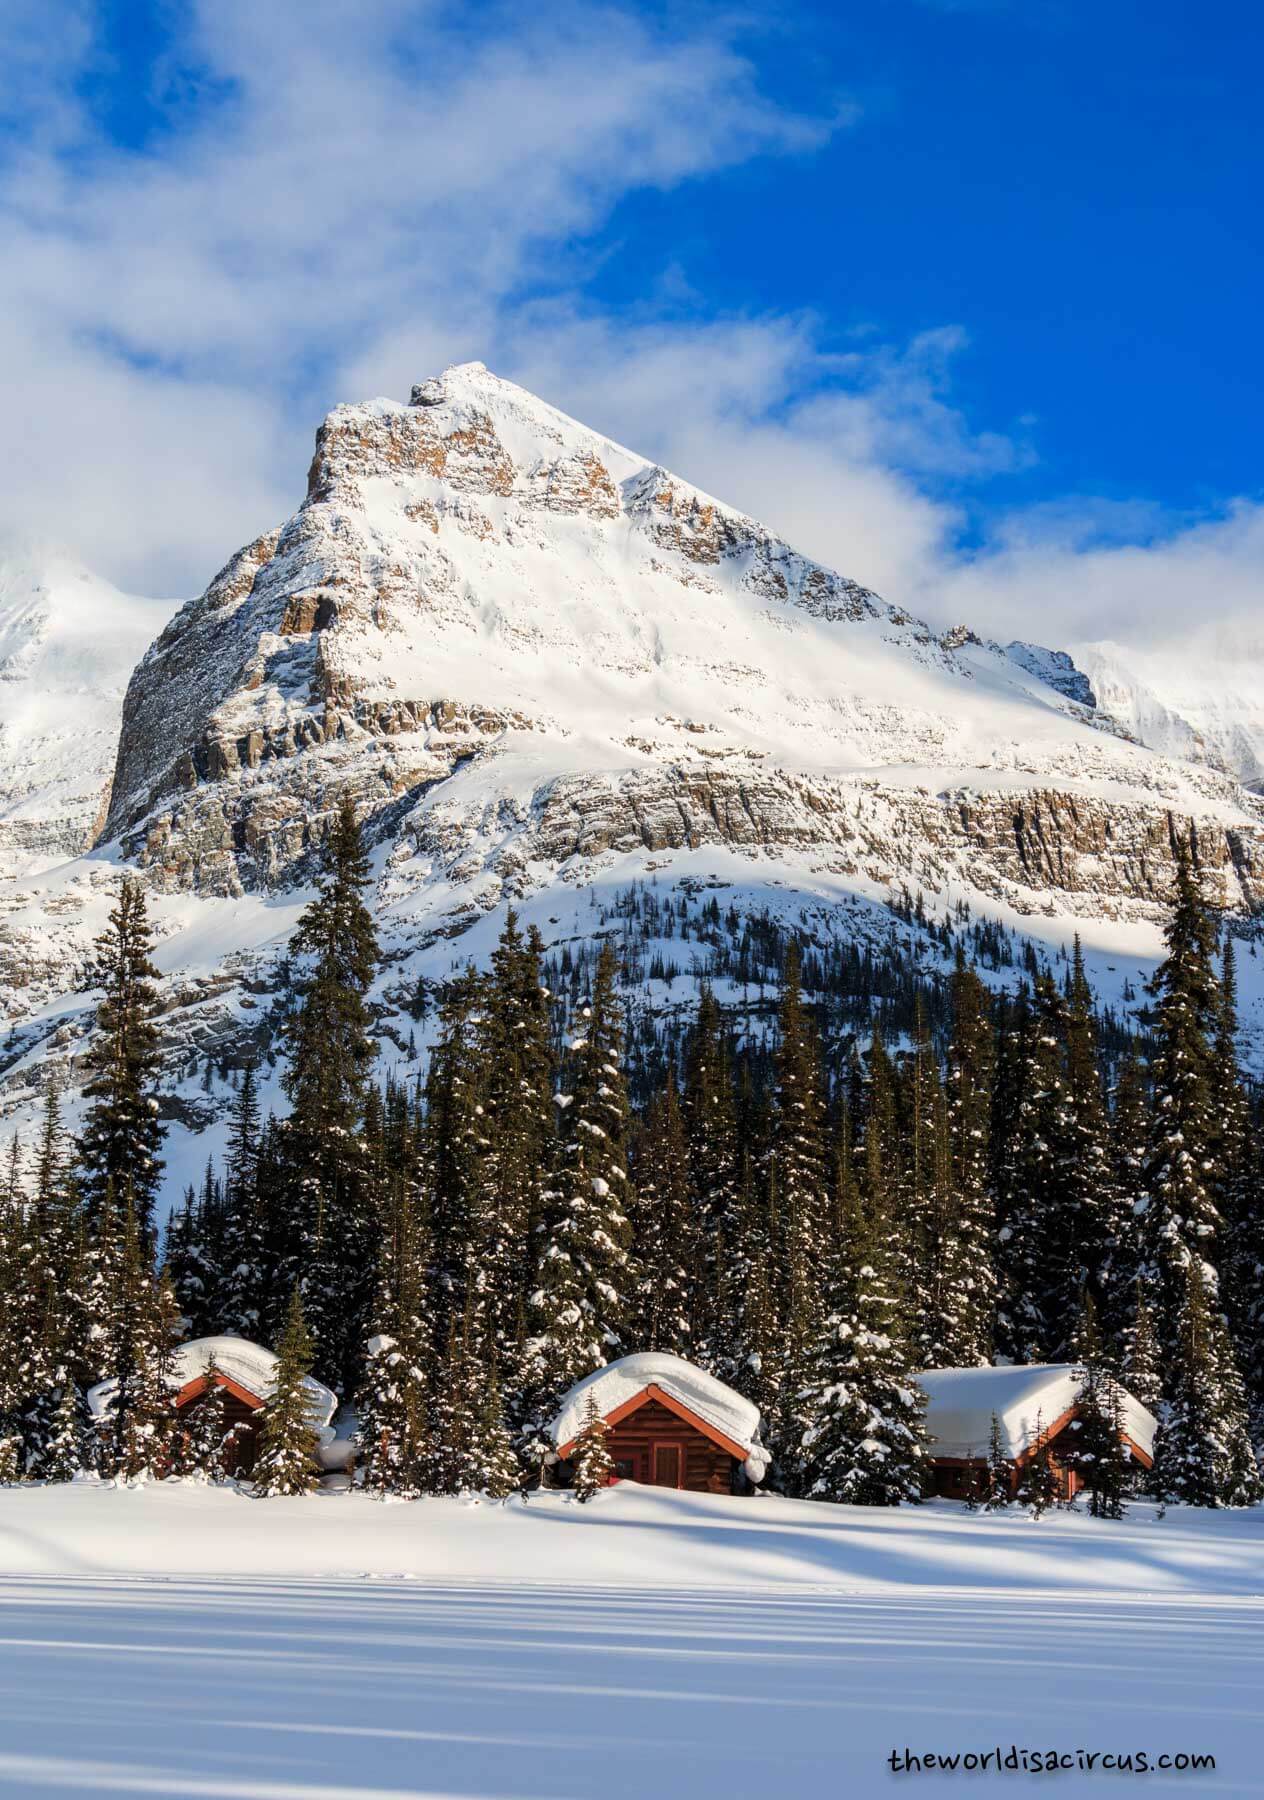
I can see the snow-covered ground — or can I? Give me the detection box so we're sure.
[1,1485,1260,1795]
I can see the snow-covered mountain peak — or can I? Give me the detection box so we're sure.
[3,367,1264,1193]
[0,548,176,878]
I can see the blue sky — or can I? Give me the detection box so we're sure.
[1,0,1261,644]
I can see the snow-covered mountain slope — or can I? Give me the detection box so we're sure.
[96,360,1261,912]
[1074,632,1264,792]
[0,551,175,878]
[2,363,1263,1189]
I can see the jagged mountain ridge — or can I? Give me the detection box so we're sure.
[100,361,1261,914]
[2,362,1263,1200]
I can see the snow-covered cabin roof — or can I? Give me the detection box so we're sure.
[551,1353,765,1472]
[917,1364,1157,1463]
[86,1334,338,1432]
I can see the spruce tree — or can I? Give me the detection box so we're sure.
[1123,1288,1163,1416]
[683,984,742,1371]
[183,1356,242,1482]
[520,942,632,1435]
[1066,1342,1128,1519]
[629,1074,696,1354]
[570,1392,613,1501]
[993,982,1061,1363]
[357,1181,434,1498]
[798,1208,928,1507]
[252,1288,320,1497]
[1140,846,1225,1368]
[898,1001,953,1370]
[477,916,556,1383]
[37,1378,86,1483]
[279,793,380,1391]
[423,967,490,1371]
[1016,1412,1061,1517]
[766,943,831,1458]
[79,878,166,1245]
[940,956,996,1366]
[982,1413,1011,1510]
[217,1061,269,1338]
[1152,1259,1262,1508]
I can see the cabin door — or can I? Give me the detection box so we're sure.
[652,1443,682,1488]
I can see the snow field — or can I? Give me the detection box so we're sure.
[1,1486,1261,1793]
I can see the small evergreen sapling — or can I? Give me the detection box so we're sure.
[982,1413,1012,1511]
[186,1357,243,1482]
[570,1392,613,1501]
[1016,1410,1062,1518]
[253,1289,320,1497]
[1067,1361,1128,1519]
[39,1380,86,1483]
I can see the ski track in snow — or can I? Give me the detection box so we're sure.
[0,1579,1258,1797]
[0,1487,1262,1795]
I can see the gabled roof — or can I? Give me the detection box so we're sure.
[550,1352,768,1477]
[86,1334,338,1431]
[917,1363,1157,1463]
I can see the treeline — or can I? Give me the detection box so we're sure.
[1,795,1261,1511]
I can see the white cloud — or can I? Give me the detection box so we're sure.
[1,0,1259,664]
[932,496,1264,649]
[0,2,836,592]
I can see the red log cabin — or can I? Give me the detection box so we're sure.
[551,1353,770,1494]
[86,1335,339,1479]
[918,1363,1158,1501]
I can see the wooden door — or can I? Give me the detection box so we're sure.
[652,1443,682,1488]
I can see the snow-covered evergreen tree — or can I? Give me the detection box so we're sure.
[798,1218,928,1507]
[766,943,831,1455]
[279,793,380,1393]
[629,1074,696,1354]
[982,1413,1011,1511]
[520,942,632,1435]
[217,1061,269,1339]
[1065,1344,1128,1519]
[79,879,166,1246]
[357,1181,434,1498]
[940,955,996,1366]
[252,1288,320,1497]
[570,1392,613,1501]
[1139,847,1225,1370]
[1152,1258,1262,1508]
[683,984,743,1371]
[1015,1412,1061,1517]
[477,915,556,1385]
[37,1377,86,1484]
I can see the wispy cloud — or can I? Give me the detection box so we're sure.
[2,1,1259,659]
[0,1,837,591]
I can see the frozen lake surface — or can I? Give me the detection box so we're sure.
[0,1577,1260,1796]
[0,1485,1261,1795]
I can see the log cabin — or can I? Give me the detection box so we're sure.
[87,1335,338,1478]
[550,1352,770,1494]
[917,1363,1157,1501]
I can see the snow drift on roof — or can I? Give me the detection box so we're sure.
[86,1334,338,1431]
[917,1363,1157,1462]
[551,1352,763,1459]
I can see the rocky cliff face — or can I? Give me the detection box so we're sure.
[3,364,1263,1186]
[97,362,1264,920]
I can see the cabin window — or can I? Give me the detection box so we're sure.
[612,1458,636,1482]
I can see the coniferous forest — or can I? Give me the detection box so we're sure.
[2,792,1262,1511]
